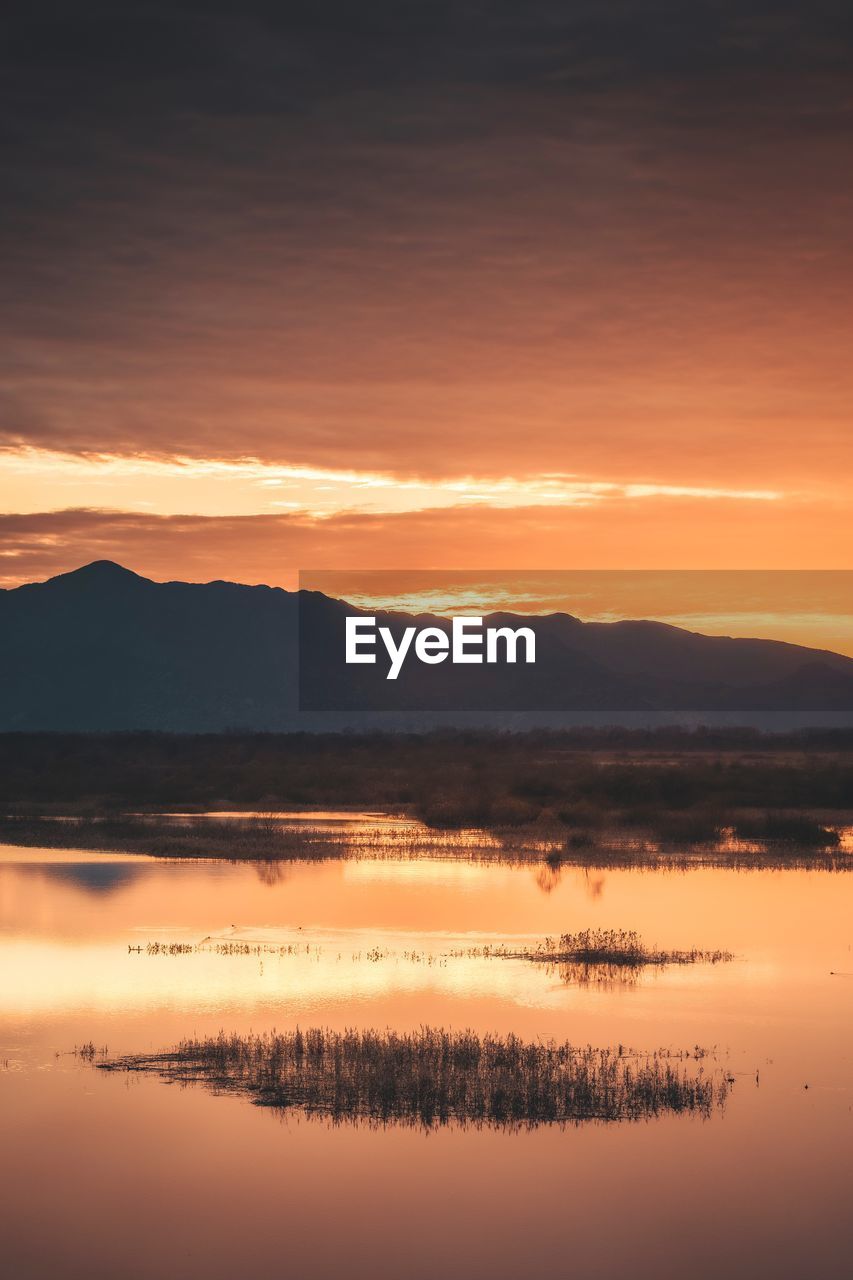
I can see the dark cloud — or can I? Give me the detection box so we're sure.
[2,3,853,483]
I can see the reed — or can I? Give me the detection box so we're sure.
[523,928,732,967]
[0,811,848,872]
[134,927,730,977]
[99,1027,729,1128]
[138,938,316,957]
[457,928,733,985]
[0,813,348,860]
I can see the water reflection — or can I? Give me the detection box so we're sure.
[3,844,852,1040]
[2,810,851,874]
[2,842,853,1280]
[27,861,147,893]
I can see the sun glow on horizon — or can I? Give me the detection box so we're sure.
[0,445,785,520]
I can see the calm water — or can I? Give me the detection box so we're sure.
[1,823,852,1279]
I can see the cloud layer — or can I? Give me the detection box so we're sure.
[1,494,849,589]
[2,2,852,576]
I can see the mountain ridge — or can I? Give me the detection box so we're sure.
[1,561,851,729]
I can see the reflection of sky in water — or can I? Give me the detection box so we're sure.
[2,841,852,1280]
[2,847,851,1046]
[20,861,149,893]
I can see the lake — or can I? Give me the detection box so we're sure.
[1,820,851,1279]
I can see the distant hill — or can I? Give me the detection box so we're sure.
[1,561,852,730]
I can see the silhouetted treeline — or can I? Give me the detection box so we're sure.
[1,729,851,821]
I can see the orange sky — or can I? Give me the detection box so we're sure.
[2,2,852,599]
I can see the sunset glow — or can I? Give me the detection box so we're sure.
[2,2,852,593]
[0,446,785,520]
[3,9,853,1280]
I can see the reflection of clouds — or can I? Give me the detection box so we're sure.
[342,858,503,889]
[0,907,770,1026]
[0,934,562,1019]
[20,862,146,895]
[0,847,157,865]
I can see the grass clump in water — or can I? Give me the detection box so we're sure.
[525,928,732,967]
[463,928,733,986]
[99,1027,729,1128]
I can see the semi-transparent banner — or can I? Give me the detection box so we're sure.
[297,570,853,720]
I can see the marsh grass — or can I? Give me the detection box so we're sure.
[0,811,849,872]
[521,928,731,967]
[99,1027,728,1128]
[0,814,349,860]
[74,1041,108,1061]
[138,938,317,957]
[3,731,851,864]
[133,928,730,985]
[455,928,733,986]
[729,813,842,847]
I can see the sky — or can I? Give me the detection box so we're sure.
[2,1,852,605]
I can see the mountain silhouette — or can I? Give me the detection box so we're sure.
[1,561,852,730]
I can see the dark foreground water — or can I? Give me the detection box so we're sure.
[1,821,851,1279]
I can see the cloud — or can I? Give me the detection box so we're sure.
[0,493,849,592]
[0,446,785,517]
[1,2,852,494]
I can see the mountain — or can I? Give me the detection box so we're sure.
[0,562,298,731]
[1,561,852,730]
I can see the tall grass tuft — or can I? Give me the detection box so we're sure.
[525,928,732,967]
[99,1027,729,1128]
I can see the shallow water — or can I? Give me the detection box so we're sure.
[1,827,852,1280]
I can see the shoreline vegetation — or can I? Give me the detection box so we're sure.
[96,1028,730,1127]
[0,810,848,871]
[1,729,850,866]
